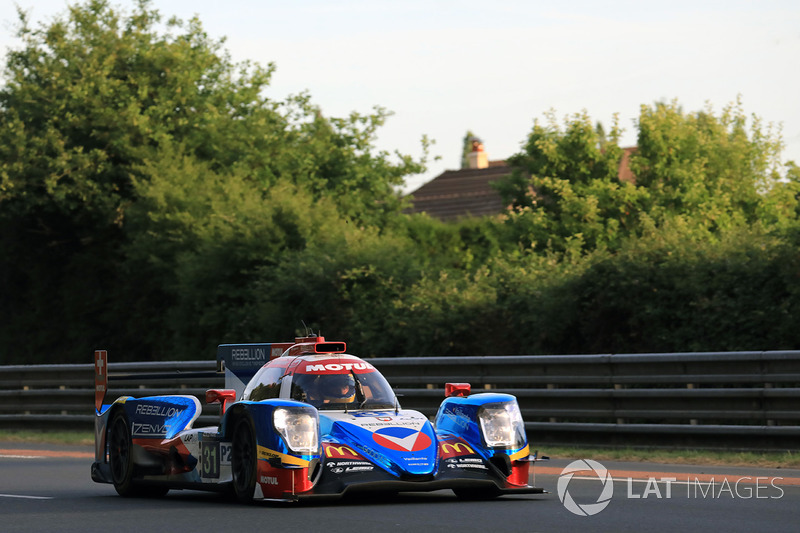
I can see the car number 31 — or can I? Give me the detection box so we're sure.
[200,441,232,479]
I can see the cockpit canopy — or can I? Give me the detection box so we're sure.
[241,354,398,411]
[289,370,396,410]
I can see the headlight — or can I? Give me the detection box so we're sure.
[273,406,319,454]
[478,401,526,448]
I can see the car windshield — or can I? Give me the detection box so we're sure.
[290,370,398,410]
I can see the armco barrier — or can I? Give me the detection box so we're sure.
[1,351,799,449]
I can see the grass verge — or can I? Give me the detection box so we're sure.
[543,446,800,469]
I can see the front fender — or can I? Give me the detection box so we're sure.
[221,399,321,468]
[434,393,529,462]
[221,399,322,500]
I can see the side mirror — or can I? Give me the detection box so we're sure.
[445,383,471,397]
[205,389,237,414]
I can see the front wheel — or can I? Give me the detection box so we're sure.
[231,416,258,503]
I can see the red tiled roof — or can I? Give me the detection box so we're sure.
[405,163,511,221]
[407,148,637,222]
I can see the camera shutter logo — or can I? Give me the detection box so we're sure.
[557,459,614,516]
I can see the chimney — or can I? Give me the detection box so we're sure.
[467,138,488,169]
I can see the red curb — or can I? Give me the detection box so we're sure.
[0,448,94,459]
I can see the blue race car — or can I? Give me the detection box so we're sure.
[91,336,545,501]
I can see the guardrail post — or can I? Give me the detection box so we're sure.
[23,385,30,415]
[60,385,67,415]
[764,382,774,426]
[547,384,557,423]
[687,383,698,425]
[614,384,624,425]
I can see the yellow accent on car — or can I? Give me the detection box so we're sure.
[509,444,530,462]
[257,445,310,467]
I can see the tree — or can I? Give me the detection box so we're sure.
[460,130,478,169]
[277,101,430,226]
[0,0,428,362]
[0,0,289,361]
[631,98,788,231]
[497,101,795,255]
[1,0,279,229]
[497,111,645,253]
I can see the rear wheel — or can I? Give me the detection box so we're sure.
[231,416,258,503]
[109,411,137,497]
[108,411,170,498]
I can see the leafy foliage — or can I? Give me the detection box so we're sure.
[497,111,646,253]
[0,1,427,361]
[631,99,788,231]
[566,225,800,353]
[0,1,798,364]
[460,130,478,169]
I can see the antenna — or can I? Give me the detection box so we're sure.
[301,320,313,338]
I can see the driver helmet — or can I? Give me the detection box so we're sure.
[320,373,356,403]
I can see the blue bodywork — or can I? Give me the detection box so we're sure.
[435,393,529,462]
[92,342,544,501]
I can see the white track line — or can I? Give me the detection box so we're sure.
[0,494,53,500]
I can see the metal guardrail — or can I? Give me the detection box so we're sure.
[1,351,799,449]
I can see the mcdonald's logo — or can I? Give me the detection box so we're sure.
[440,441,476,458]
[325,444,361,458]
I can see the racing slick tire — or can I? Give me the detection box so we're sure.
[109,411,139,497]
[108,411,169,498]
[231,415,258,503]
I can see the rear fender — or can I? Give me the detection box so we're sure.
[120,396,202,441]
[94,397,133,464]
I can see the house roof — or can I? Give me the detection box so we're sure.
[406,147,637,222]
[405,162,511,221]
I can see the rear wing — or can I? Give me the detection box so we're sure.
[93,349,221,414]
[94,350,108,412]
[94,336,345,410]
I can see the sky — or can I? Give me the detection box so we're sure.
[2,0,799,193]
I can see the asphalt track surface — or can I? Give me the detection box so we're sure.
[2,441,799,533]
